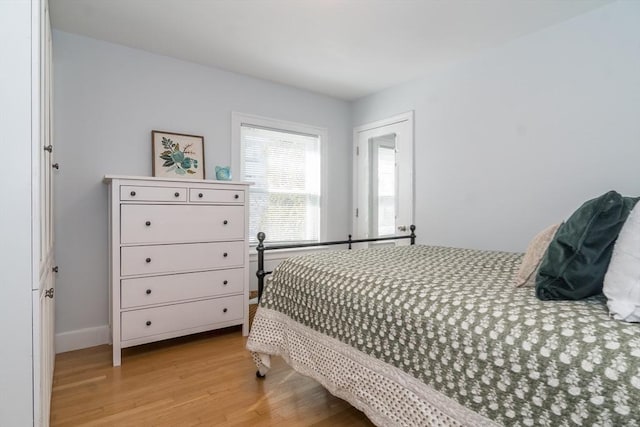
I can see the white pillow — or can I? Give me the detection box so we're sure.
[603,203,640,322]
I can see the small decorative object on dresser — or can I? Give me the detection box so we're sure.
[104,175,250,366]
[152,130,205,179]
[215,165,232,181]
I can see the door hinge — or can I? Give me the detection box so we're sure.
[355,208,359,218]
[356,146,359,156]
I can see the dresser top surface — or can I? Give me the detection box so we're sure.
[103,175,252,186]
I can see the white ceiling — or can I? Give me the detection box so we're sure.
[50,0,612,100]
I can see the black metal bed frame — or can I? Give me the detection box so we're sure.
[255,225,416,301]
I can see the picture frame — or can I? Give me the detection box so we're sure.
[152,130,205,179]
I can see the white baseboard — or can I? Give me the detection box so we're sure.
[55,325,110,353]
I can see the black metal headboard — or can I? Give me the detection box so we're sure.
[255,225,416,301]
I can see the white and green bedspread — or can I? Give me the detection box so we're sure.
[247,245,640,426]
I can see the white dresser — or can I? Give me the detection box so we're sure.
[105,175,250,366]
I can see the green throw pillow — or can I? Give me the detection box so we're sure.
[536,191,639,300]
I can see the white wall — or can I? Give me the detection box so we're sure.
[52,31,352,350]
[0,1,36,424]
[353,0,640,253]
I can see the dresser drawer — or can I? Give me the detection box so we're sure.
[120,185,187,202]
[121,295,243,341]
[121,204,244,244]
[189,188,244,204]
[121,268,244,309]
[121,241,244,276]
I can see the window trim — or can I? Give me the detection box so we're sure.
[232,112,328,245]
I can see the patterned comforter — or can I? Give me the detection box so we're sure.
[246,245,640,426]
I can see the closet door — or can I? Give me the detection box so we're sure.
[33,0,55,424]
[40,0,54,272]
[41,1,56,423]
[35,268,55,426]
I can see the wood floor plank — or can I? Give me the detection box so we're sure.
[51,326,374,426]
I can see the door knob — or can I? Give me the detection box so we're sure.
[397,225,407,232]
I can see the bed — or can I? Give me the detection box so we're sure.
[246,243,640,426]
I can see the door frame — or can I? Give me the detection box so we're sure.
[352,111,414,239]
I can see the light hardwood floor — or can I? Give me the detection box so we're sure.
[50,326,374,426]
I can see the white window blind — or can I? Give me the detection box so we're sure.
[241,124,321,244]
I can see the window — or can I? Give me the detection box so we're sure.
[233,113,326,245]
[368,133,397,238]
[376,144,396,236]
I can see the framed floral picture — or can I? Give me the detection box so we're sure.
[152,130,205,179]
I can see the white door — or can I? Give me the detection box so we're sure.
[34,268,55,427]
[33,1,55,424]
[353,112,414,245]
